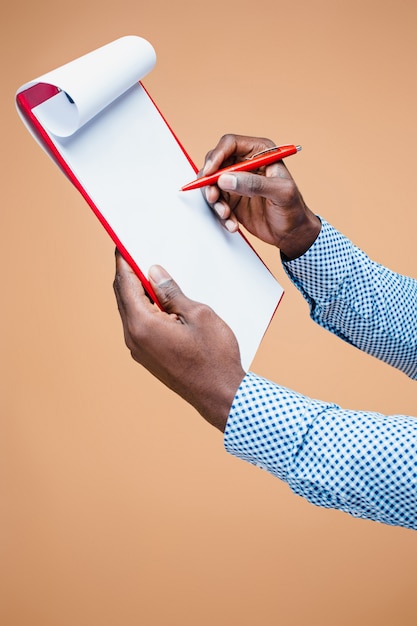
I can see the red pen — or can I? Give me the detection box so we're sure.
[181,144,301,192]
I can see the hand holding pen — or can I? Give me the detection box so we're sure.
[181,144,301,191]
[192,133,321,260]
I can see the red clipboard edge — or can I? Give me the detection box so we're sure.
[16,82,160,306]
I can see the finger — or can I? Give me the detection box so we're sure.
[148,265,196,319]
[213,201,231,220]
[202,184,233,223]
[113,252,154,321]
[224,215,239,233]
[218,170,295,204]
[204,184,221,205]
[197,184,235,234]
[203,134,275,176]
[203,134,240,175]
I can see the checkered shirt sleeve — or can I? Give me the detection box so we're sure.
[224,373,417,529]
[283,218,417,379]
[224,220,417,528]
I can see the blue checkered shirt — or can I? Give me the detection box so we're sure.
[224,219,417,529]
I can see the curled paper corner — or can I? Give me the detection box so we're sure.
[17,35,157,138]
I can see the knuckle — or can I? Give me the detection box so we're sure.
[219,133,238,155]
[220,133,235,144]
[123,319,149,361]
[191,302,214,324]
[281,178,299,205]
[204,147,214,162]
[124,319,142,346]
[259,136,276,149]
[124,332,136,353]
[248,175,260,194]
[157,279,180,309]
[205,134,236,162]
[113,273,121,293]
[112,277,118,295]
[243,173,264,196]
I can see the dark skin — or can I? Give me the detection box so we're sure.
[203,134,321,260]
[114,134,322,432]
[113,260,245,432]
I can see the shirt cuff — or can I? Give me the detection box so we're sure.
[224,372,315,481]
[282,218,354,302]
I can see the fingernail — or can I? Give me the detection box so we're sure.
[214,202,226,218]
[218,173,237,190]
[148,265,170,285]
[225,219,238,233]
[203,159,213,175]
[204,185,215,204]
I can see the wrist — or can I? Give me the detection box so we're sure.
[278,211,321,260]
[194,367,246,433]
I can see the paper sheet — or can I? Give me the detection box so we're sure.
[16,36,283,371]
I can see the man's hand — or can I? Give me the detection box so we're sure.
[113,252,246,432]
[203,134,321,260]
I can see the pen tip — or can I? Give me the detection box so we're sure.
[296,145,302,151]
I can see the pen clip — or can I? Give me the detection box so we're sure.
[247,145,281,160]
[247,145,302,160]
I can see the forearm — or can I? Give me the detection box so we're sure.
[283,219,417,379]
[225,373,417,529]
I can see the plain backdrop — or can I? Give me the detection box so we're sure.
[1,1,416,625]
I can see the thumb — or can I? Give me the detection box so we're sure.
[218,170,291,203]
[148,265,193,315]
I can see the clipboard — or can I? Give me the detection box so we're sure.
[15,36,284,371]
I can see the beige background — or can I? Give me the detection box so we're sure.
[1,1,416,624]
